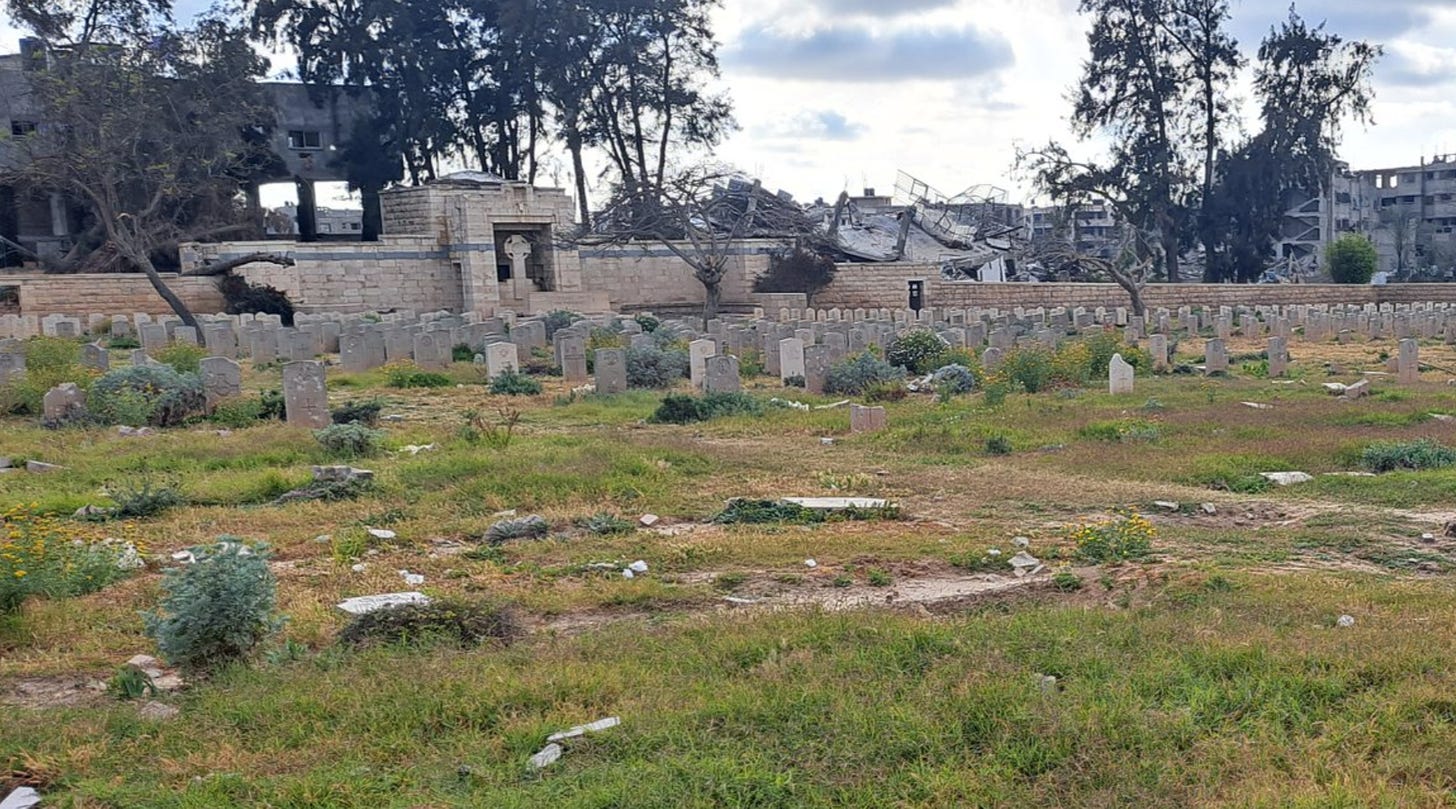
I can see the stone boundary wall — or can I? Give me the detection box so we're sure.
[580,240,780,310]
[184,238,465,314]
[815,263,1456,310]
[0,272,225,317]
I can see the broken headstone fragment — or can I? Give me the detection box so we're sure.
[528,743,563,769]
[336,592,430,615]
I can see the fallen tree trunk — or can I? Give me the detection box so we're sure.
[182,252,296,277]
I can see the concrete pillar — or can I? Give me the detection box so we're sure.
[294,177,318,242]
[0,185,17,267]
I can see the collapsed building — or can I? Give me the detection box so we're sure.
[815,171,1027,284]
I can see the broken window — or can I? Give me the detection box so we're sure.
[9,120,37,137]
[288,130,321,149]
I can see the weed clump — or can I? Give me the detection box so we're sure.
[152,342,208,374]
[576,513,635,535]
[331,399,383,426]
[825,351,906,396]
[711,499,825,525]
[650,392,761,424]
[1078,419,1162,443]
[489,370,543,396]
[384,362,452,389]
[484,515,549,545]
[0,506,141,614]
[1363,439,1456,473]
[106,477,187,519]
[338,599,521,648]
[314,422,385,458]
[143,539,283,671]
[1069,511,1156,564]
[88,365,205,427]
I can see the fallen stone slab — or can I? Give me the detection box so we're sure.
[1261,472,1314,486]
[781,497,890,510]
[547,716,621,743]
[1240,402,1273,410]
[336,592,430,615]
[25,460,63,473]
[1153,501,1180,511]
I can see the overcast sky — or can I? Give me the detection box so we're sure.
[4,0,1455,208]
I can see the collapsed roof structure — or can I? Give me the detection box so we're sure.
[809,171,1027,281]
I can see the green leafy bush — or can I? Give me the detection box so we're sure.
[330,399,383,426]
[0,337,91,416]
[153,342,208,374]
[1363,439,1456,473]
[997,346,1054,393]
[108,335,141,350]
[384,362,451,389]
[886,329,950,373]
[825,351,906,396]
[489,370,543,396]
[985,435,1013,455]
[143,539,282,670]
[313,422,385,458]
[649,392,762,424]
[337,599,521,648]
[1328,234,1378,284]
[88,365,205,427]
[626,345,689,388]
[633,314,661,333]
[211,396,267,428]
[451,343,476,362]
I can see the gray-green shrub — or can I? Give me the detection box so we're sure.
[626,345,689,388]
[88,365,205,427]
[142,539,283,670]
[826,351,906,396]
[314,422,385,458]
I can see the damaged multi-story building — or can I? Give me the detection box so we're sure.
[0,38,371,267]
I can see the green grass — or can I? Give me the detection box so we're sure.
[11,341,1456,804]
[8,575,1456,806]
